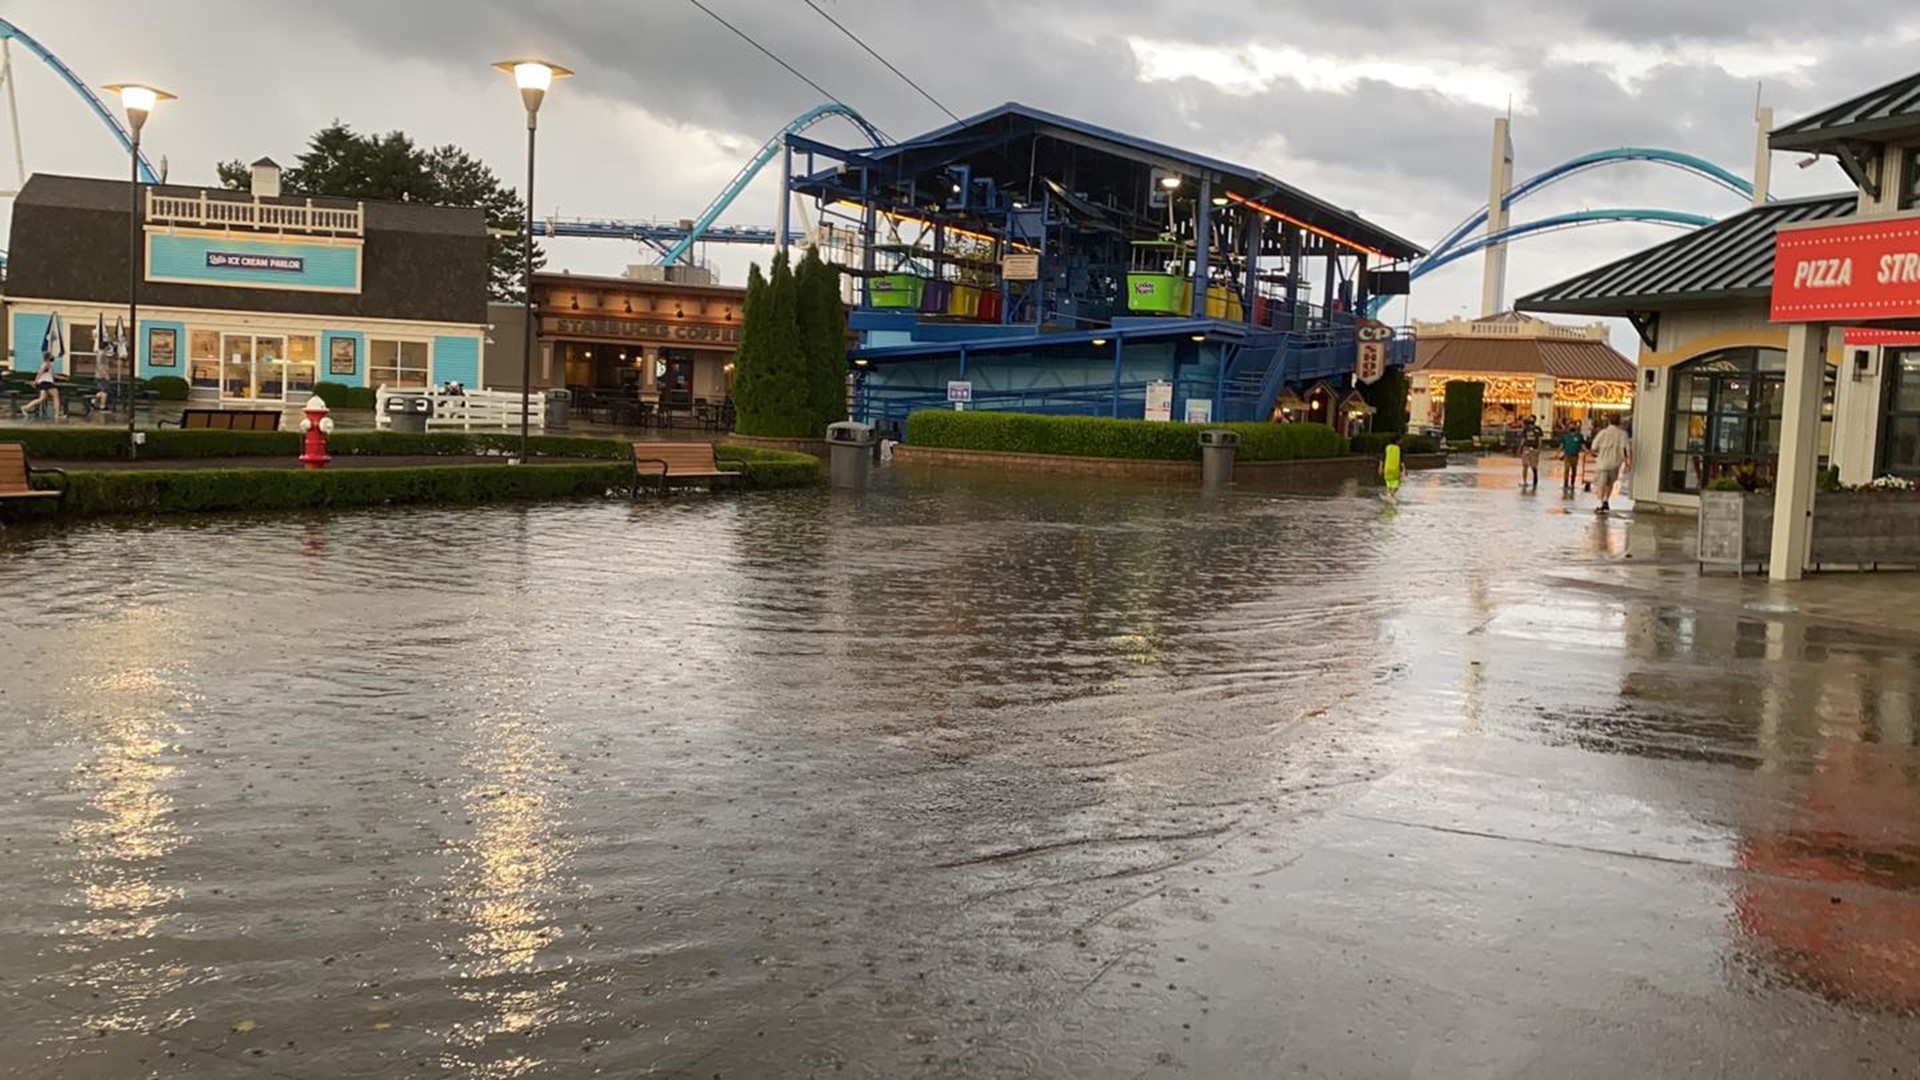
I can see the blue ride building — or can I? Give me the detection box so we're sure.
[782,104,1423,429]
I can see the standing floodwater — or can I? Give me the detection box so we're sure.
[3,462,1918,1078]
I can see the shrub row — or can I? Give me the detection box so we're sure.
[312,381,379,410]
[1349,432,1439,457]
[16,463,630,519]
[0,426,632,461]
[904,410,1348,462]
[715,444,826,488]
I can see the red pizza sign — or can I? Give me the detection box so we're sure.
[1772,217,1920,323]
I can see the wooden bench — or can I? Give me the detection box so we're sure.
[631,441,741,496]
[158,408,283,431]
[0,442,66,505]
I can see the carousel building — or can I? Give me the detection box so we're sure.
[1406,312,1636,431]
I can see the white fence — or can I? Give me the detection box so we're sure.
[146,191,364,235]
[374,386,544,433]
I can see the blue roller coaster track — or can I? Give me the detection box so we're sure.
[653,101,883,265]
[0,17,160,184]
[1366,146,1757,317]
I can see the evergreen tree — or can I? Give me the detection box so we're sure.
[1361,367,1410,434]
[757,251,810,437]
[795,247,848,430]
[733,264,770,434]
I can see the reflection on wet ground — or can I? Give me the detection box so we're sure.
[1,456,1916,1077]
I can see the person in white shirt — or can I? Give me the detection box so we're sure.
[1589,415,1631,515]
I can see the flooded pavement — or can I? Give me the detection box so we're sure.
[2,456,1917,1078]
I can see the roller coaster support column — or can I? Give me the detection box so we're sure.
[1483,115,1515,316]
[775,133,791,256]
[1191,176,1212,318]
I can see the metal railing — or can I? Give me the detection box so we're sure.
[146,191,364,235]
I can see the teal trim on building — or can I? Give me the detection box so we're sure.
[11,311,53,373]
[322,330,366,386]
[432,335,481,387]
[147,233,362,294]
[137,319,186,379]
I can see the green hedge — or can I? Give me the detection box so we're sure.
[904,411,1348,462]
[1348,432,1440,457]
[716,444,826,488]
[17,463,629,519]
[313,381,378,411]
[148,376,191,401]
[0,426,630,462]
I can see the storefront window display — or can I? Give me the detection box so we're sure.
[1880,349,1920,478]
[1663,347,1833,493]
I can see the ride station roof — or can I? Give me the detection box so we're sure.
[792,102,1424,262]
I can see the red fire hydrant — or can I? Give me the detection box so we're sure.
[299,394,334,470]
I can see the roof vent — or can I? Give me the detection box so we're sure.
[251,157,281,199]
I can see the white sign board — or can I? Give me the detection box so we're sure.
[947,380,973,404]
[1355,341,1388,385]
[1145,381,1174,423]
[1184,399,1213,424]
[1002,253,1040,281]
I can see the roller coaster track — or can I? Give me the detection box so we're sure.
[655,101,883,265]
[1365,147,1755,317]
[0,17,160,184]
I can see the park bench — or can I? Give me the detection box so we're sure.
[631,441,740,496]
[0,442,66,505]
[157,408,283,431]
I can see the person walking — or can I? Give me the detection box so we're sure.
[1589,415,1631,515]
[1558,422,1586,496]
[22,357,62,421]
[1518,417,1544,490]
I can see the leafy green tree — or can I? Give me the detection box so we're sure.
[795,247,848,429]
[219,122,539,301]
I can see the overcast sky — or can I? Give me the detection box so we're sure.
[5,0,1919,353]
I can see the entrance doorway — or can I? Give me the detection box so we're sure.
[217,333,317,403]
[660,350,694,410]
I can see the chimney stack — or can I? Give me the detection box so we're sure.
[250,157,282,199]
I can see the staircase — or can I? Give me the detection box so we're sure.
[1218,326,1358,421]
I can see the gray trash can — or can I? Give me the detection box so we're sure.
[385,394,434,434]
[826,421,877,490]
[544,388,571,431]
[1198,429,1239,492]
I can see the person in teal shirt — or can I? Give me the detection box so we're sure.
[1558,423,1586,496]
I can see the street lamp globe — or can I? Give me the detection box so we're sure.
[493,59,573,120]
[102,83,174,134]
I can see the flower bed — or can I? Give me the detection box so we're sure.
[1698,475,1920,571]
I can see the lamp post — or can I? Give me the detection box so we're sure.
[493,58,571,460]
[103,83,172,459]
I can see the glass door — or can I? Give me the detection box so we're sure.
[254,336,287,400]
[282,336,317,403]
[221,334,256,400]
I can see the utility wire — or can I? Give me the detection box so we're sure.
[801,0,960,123]
[685,0,849,112]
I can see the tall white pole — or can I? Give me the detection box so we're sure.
[1480,115,1514,318]
[1752,105,1774,207]
[775,133,791,256]
[1,42,24,195]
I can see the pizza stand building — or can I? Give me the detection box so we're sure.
[4,162,489,401]
[1519,69,1920,580]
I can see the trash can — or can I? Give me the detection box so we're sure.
[385,394,434,434]
[544,388,571,431]
[826,421,877,490]
[1198,429,1239,492]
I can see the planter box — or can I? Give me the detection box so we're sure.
[1812,493,1920,567]
[1697,490,1920,572]
[1697,490,1773,573]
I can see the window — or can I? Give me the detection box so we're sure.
[1881,349,1920,477]
[68,323,108,379]
[190,330,221,390]
[1662,347,1834,493]
[368,339,429,389]
[1902,146,1920,211]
